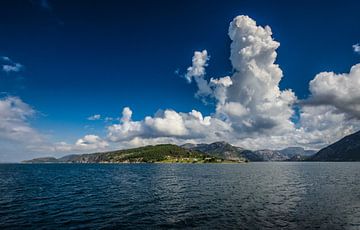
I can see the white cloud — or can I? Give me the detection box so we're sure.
[0,97,109,161]
[307,64,360,118]
[185,50,209,82]
[185,51,234,104]
[297,105,360,148]
[33,135,109,153]
[74,135,109,150]
[183,16,296,139]
[121,107,132,122]
[222,15,297,134]
[189,110,211,126]
[0,96,41,143]
[107,107,143,141]
[107,107,231,144]
[209,76,233,105]
[210,76,232,87]
[2,64,23,73]
[1,56,23,73]
[88,114,101,120]
[144,110,188,136]
[218,102,248,118]
[0,96,48,161]
[353,43,360,54]
[184,50,214,101]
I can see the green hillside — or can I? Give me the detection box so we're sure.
[24,144,235,163]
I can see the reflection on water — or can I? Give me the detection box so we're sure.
[0,162,359,229]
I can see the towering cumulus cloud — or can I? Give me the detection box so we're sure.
[185,16,296,136]
[218,15,297,134]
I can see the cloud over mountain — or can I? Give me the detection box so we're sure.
[107,107,230,143]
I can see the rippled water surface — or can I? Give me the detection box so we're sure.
[0,163,359,229]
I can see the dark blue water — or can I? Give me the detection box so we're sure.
[0,163,359,229]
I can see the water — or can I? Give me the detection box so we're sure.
[0,163,359,229]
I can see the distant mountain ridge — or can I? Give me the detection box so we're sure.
[23,157,59,163]
[252,149,287,161]
[24,141,322,163]
[309,130,360,161]
[182,142,315,162]
[182,141,251,162]
[23,144,237,164]
[278,147,316,158]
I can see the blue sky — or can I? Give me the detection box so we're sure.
[1,0,360,161]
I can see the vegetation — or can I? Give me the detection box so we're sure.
[24,144,239,164]
[183,141,252,162]
[106,144,207,163]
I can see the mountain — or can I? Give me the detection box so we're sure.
[239,150,264,161]
[23,157,59,163]
[249,147,316,162]
[252,147,316,161]
[181,142,316,162]
[181,141,246,161]
[182,141,261,161]
[57,154,79,162]
[252,150,288,161]
[309,130,360,161]
[23,144,235,164]
[278,147,316,158]
[23,142,327,163]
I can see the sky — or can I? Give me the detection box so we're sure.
[1,0,360,162]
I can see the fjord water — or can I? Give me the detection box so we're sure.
[0,163,359,229]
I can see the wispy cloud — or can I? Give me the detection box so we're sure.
[353,43,360,54]
[1,56,24,73]
[2,56,10,61]
[2,63,23,73]
[87,114,101,121]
